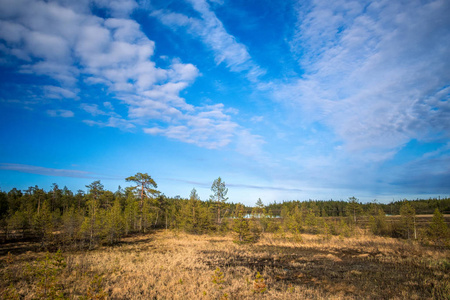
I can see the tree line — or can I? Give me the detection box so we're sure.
[0,173,449,248]
[265,197,450,217]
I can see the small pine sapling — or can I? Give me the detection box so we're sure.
[212,267,225,290]
[252,272,267,294]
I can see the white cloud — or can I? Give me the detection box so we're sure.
[0,0,82,85]
[151,0,265,81]
[249,0,450,195]
[144,104,239,149]
[43,85,78,100]
[235,129,266,157]
[277,0,450,153]
[81,103,107,116]
[47,109,74,118]
[250,116,264,123]
[423,142,450,159]
[0,0,262,150]
[83,116,135,130]
[143,102,268,155]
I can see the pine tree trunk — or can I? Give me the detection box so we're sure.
[218,206,221,224]
[154,210,159,227]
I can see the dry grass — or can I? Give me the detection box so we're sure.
[1,231,449,299]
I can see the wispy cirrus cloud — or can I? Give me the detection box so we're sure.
[387,154,450,194]
[253,0,450,195]
[0,163,94,179]
[163,177,303,192]
[227,183,302,193]
[276,0,450,155]
[382,142,450,193]
[151,0,265,81]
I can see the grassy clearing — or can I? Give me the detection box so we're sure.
[1,230,449,299]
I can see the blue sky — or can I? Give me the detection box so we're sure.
[0,0,449,205]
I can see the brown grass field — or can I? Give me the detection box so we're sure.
[1,229,450,299]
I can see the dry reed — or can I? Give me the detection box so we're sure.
[1,230,449,299]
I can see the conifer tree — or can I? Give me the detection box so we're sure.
[179,188,201,233]
[400,200,416,239]
[124,192,138,234]
[369,208,389,236]
[0,190,8,221]
[210,177,228,225]
[61,205,83,247]
[51,183,62,212]
[347,197,361,230]
[33,200,53,247]
[103,197,124,244]
[189,188,200,230]
[82,180,104,249]
[282,205,303,234]
[125,173,159,232]
[305,208,318,234]
[254,198,264,216]
[180,190,215,234]
[427,208,449,246]
[232,204,252,243]
[252,198,269,233]
[8,210,28,239]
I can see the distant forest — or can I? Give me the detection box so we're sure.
[265,197,450,216]
[1,173,449,248]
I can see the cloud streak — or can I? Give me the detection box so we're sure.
[163,177,303,193]
[151,0,265,81]
[0,163,126,180]
[0,163,93,178]
[227,183,302,193]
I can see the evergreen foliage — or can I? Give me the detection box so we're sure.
[400,201,416,239]
[427,208,449,247]
[232,204,260,243]
[178,188,214,234]
[125,173,159,232]
[210,177,229,225]
[27,250,66,299]
[0,175,449,248]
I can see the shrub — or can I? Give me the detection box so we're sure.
[27,250,67,299]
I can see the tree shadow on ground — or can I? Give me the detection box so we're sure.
[0,232,157,256]
[199,244,441,299]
